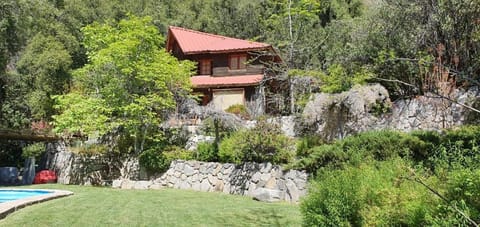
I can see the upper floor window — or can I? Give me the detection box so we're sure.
[199,59,212,75]
[229,54,247,70]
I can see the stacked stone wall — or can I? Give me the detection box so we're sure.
[112,160,308,203]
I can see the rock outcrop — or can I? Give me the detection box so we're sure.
[302,84,479,140]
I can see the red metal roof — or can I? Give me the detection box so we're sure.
[191,75,264,88]
[168,26,271,55]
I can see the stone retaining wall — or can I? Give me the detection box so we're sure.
[112,160,308,203]
[43,142,144,185]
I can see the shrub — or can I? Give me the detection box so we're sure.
[296,135,325,159]
[294,144,348,174]
[162,146,194,163]
[299,126,480,226]
[296,130,430,174]
[341,130,422,161]
[445,168,480,220]
[195,141,218,162]
[218,118,294,164]
[320,64,372,94]
[225,104,249,119]
[69,142,108,155]
[22,142,45,158]
[200,117,236,140]
[301,159,434,226]
[418,126,480,172]
[139,145,193,173]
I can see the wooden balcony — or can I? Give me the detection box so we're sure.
[212,64,264,76]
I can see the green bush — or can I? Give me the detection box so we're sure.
[69,142,108,155]
[299,126,480,226]
[218,118,294,164]
[139,145,193,173]
[419,126,480,172]
[295,144,348,174]
[163,146,194,162]
[341,130,423,161]
[195,141,217,162]
[225,104,249,119]
[296,130,430,174]
[445,169,480,220]
[442,125,480,150]
[22,142,45,158]
[200,117,236,140]
[301,159,433,226]
[296,135,325,159]
[320,64,372,94]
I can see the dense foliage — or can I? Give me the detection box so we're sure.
[299,126,480,226]
[53,16,195,154]
[139,145,193,173]
[21,142,45,158]
[218,118,294,164]
[1,0,477,129]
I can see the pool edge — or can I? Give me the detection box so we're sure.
[0,189,73,220]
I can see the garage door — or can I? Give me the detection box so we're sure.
[212,89,244,110]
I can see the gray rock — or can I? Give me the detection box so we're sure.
[260,173,271,182]
[200,179,211,191]
[294,177,307,190]
[286,179,300,202]
[175,162,185,171]
[251,172,261,183]
[207,175,217,186]
[265,177,277,189]
[247,182,257,195]
[174,171,181,178]
[223,182,231,194]
[212,164,222,175]
[134,180,151,190]
[184,164,195,176]
[252,188,285,202]
[179,181,191,190]
[215,181,224,192]
[199,164,207,174]
[121,180,135,189]
[277,179,286,191]
[112,179,123,188]
[149,183,163,190]
[192,181,201,191]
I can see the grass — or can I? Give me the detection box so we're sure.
[0,184,301,226]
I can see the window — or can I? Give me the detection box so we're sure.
[229,54,247,70]
[199,59,211,75]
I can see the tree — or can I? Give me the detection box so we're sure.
[53,15,195,153]
[0,0,21,128]
[364,0,480,98]
[17,34,72,121]
[262,0,363,69]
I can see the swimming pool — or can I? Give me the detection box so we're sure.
[0,189,73,220]
[0,190,53,203]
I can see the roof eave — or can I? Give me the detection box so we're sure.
[183,46,272,55]
[193,82,261,89]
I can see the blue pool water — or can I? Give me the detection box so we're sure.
[0,190,52,203]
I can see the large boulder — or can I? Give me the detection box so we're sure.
[252,188,285,202]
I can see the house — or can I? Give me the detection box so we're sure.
[166,26,281,112]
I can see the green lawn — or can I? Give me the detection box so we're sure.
[0,184,301,227]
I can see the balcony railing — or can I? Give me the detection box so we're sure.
[212,64,264,76]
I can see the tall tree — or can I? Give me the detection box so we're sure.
[17,34,72,121]
[53,16,195,153]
